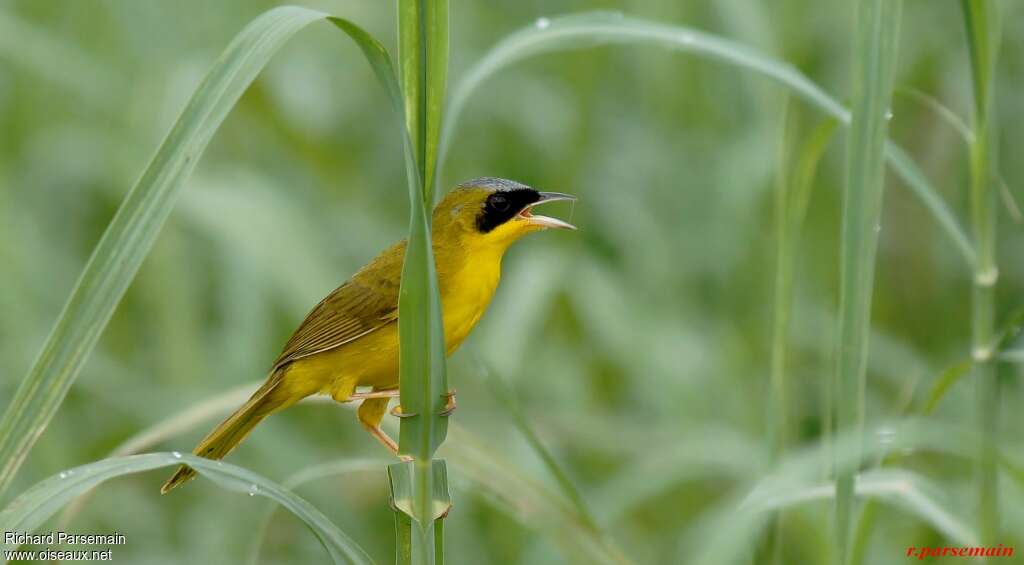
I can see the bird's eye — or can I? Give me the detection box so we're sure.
[490,195,509,211]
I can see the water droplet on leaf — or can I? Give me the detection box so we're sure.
[877,427,896,445]
[535,17,550,29]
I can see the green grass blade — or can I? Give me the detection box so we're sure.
[770,110,837,460]
[394,195,447,515]
[422,0,448,205]
[396,0,451,458]
[440,11,974,266]
[920,359,973,415]
[399,0,449,203]
[741,470,977,545]
[961,0,1003,546]
[595,429,763,521]
[394,146,447,562]
[833,0,902,559]
[0,5,317,497]
[398,0,425,182]
[686,420,984,565]
[897,87,974,143]
[247,459,389,565]
[689,470,977,565]
[766,106,836,564]
[482,366,600,533]
[0,453,376,565]
[898,88,1020,222]
[61,378,624,564]
[0,5,411,499]
[881,144,974,264]
[396,0,450,560]
[56,383,336,531]
[395,509,414,565]
[961,1,997,120]
[22,376,646,565]
[443,426,634,565]
[250,442,634,565]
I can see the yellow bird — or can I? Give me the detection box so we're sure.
[161,177,575,493]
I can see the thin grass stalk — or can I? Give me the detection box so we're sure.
[960,0,1002,547]
[765,106,796,565]
[849,318,1017,564]
[766,108,836,564]
[395,0,451,562]
[770,114,835,462]
[482,367,600,533]
[833,0,902,562]
[769,106,797,473]
[851,71,1019,560]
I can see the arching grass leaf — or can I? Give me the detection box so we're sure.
[0,453,376,565]
[442,11,973,266]
[0,5,410,499]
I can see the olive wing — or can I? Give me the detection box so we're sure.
[271,243,405,370]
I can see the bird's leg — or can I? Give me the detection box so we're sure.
[388,389,457,417]
[349,388,401,400]
[357,392,411,462]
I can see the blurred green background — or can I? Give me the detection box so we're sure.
[2,1,1023,563]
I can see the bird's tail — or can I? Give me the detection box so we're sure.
[160,374,286,494]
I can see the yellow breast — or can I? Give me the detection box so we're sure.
[301,242,504,398]
[438,245,503,354]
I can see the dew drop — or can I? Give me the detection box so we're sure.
[248,484,259,496]
[59,471,68,479]
[535,17,550,29]
[874,223,882,233]
[884,109,894,121]
[877,427,896,445]
[172,451,182,459]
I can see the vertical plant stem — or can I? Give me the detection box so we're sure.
[395,507,414,563]
[768,107,796,470]
[833,0,902,562]
[395,0,450,563]
[960,0,1001,546]
[765,107,797,565]
[398,0,425,182]
[433,519,445,564]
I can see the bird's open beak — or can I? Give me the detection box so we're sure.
[517,191,577,230]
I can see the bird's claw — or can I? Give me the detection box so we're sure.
[389,404,416,418]
[439,389,457,417]
[387,389,456,418]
